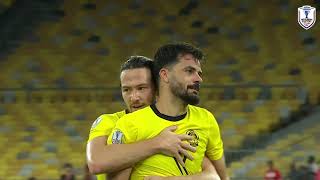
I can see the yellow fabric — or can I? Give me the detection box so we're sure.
[88,110,126,180]
[108,105,223,180]
[88,110,126,142]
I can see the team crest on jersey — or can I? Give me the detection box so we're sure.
[298,5,316,30]
[91,116,102,129]
[186,130,199,147]
[112,130,124,144]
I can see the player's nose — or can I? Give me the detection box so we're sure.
[194,73,202,83]
[130,91,140,101]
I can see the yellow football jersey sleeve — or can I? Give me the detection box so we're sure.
[87,110,126,180]
[107,104,224,180]
[88,110,126,142]
[205,111,224,161]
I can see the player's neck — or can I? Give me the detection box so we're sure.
[156,91,187,117]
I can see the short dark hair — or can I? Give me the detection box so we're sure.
[120,56,153,72]
[153,42,204,85]
[120,56,155,85]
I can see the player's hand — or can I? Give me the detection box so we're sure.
[152,125,196,167]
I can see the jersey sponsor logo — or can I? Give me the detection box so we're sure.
[186,130,199,147]
[298,5,316,30]
[91,116,102,129]
[111,130,124,144]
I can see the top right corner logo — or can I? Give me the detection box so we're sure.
[298,5,316,30]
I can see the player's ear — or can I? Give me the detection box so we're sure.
[159,68,169,83]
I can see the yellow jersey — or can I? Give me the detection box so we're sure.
[108,104,223,180]
[88,110,126,180]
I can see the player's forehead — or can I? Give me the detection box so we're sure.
[175,53,202,70]
[120,68,152,87]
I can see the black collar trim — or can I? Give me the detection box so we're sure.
[150,103,187,121]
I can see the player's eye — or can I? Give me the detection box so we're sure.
[122,88,129,92]
[138,86,146,91]
[185,69,192,73]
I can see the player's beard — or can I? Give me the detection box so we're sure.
[169,76,200,105]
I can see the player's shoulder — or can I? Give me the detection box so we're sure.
[188,105,217,122]
[115,107,151,132]
[98,110,126,122]
[117,106,153,127]
[189,105,219,129]
[122,106,152,119]
[89,110,125,131]
[188,105,212,115]
[113,110,127,119]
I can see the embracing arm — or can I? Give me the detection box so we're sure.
[87,136,158,174]
[86,126,195,174]
[210,156,229,180]
[206,111,229,180]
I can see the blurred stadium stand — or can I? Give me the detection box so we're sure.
[0,0,319,179]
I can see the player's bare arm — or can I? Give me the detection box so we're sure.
[210,155,229,180]
[86,125,196,174]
